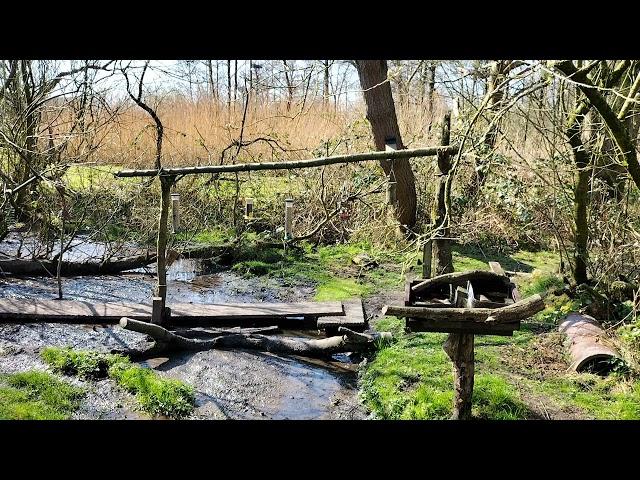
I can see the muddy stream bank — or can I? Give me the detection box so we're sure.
[0,236,368,420]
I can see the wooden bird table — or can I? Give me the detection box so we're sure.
[382,265,545,419]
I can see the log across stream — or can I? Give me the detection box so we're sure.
[0,237,368,419]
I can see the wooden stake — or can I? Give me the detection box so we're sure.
[171,193,181,233]
[245,198,254,218]
[422,239,432,279]
[151,297,164,325]
[284,198,294,240]
[155,176,174,323]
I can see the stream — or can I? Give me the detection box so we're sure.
[0,234,368,420]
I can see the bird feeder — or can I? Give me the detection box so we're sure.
[284,198,294,240]
[171,192,181,233]
[385,138,398,205]
[245,198,254,218]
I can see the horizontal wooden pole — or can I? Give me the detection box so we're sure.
[114,145,460,178]
[382,294,544,324]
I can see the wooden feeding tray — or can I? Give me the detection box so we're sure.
[401,269,523,336]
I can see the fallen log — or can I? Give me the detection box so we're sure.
[559,313,623,374]
[0,253,158,276]
[171,325,280,338]
[118,317,392,359]
[412,270,511,293]
[382,294,545,324]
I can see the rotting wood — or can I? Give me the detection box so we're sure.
[0,299,345,327]
[117,317,392,359]
[412,270,511,293]
[488,261,505,276]
[171,325,280,338]
[406,318,519,336]
[0,254,157,276]
[443,333,475,420]
[114,145,460,178]
[382,294,544,323]
[317,299,366,333]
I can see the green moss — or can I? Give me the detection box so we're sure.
[41,346,129,380]
[108,363,195,418]
[0,370,85,420]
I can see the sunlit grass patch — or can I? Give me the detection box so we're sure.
[108,363,195,419]
[41,346,128,380]
[0,370,85,420]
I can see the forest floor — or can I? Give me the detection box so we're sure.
[2,232,640,420]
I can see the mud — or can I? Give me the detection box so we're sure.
[0,236,368,420]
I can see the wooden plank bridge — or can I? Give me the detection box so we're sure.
[0,298,366,331]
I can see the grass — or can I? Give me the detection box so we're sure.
[362,246,640,420]
[230,239,404,301]
[0,371,85,420]
[41,346,127,380]
[360,325,532,420]
[108,363,195,419]
[41,347,195,419]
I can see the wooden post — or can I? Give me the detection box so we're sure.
[245,198,254,218]
[443,333,475,420]
[284,198,294,240]
[385,138,398,206]
[155,175,174,324]
[151,297,164,325]
[171,192,180,234]
[422,239,432,279]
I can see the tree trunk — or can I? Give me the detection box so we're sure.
[227,60,231,113]
[355,60,417,231]
[443,333,475,420]
[323,60,330,107]
[432,112,453,275]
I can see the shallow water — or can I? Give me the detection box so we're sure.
[0,236,366,420]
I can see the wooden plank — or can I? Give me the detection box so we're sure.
[317,299,365,332]
[406,318,518,336]
[488,261,505,276]
[0,298,344,325]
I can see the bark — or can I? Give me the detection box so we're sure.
[432,112,453,275]
[355,60,418,231]
[553,60,640,192]
[412,269,511,293]
[566,99,591,285]
[323,60,330,107]
[227,60,231,112]
[443,333,474,420]
[0,254,158,276]
[115,145,458,178]
[118,317,392,359]
[382,293,545,323]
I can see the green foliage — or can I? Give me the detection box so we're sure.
[521,270,565,297]
[0,371,85,420]
[41,347,129,380]
[108,363,195,418]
